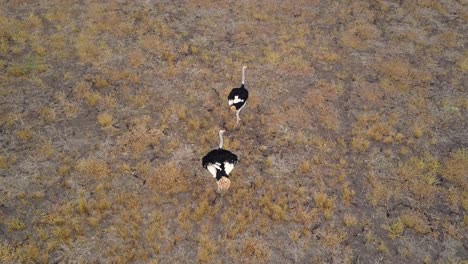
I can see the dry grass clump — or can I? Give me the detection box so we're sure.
[288,229,301,242]
[358,82,382,106]
[192,200,210,222]
[377,241,390,255]
[400,211,430,234]
[16,128,33,141]
[76,158,111,178]
[0,155,7,169]
[262,46,280,65]
[94,75,109,89]
[14,244,43,263]
[1,112,22,127]
[144,211,163,251]
[78,194,90,215]
[97,112,113,127]
[317,226,347,248]
[117,115,161,156]
[314,192,336,219]
[127,91,150,108]
[385,219,405,239]
[0,16,22,41]
[280,54,314,75]
[197,234,217,263]
[341,182,355,205]
[364,114,401,141]
[148,162,189,195]
[413,126,424,138]
[91,191,111,214]
[367,121,404,144]
[135,160,151,178]
[86,91,101,107]
[312,46,340,62]
[7,64,27,77]
[376,58,428,94]
[442,149,467,189]
[7,218,26,231]
[399,154,440,186]
[366,172,391,207]
[39,106,56,122]
[7,56,48,76]
[180,43,200,56]
[343,214,358,227]
[258,188,288,222]
[128,50,146,67]
[303,80,342,130]
[342,22,379,49]
[177,207,192,231]
[458,55,468,72]
[101,93,118,109]
[414,0,447,14]
[264,203,287,222]
[44,8,69,23]
[24,13,42,29]
[351,136,370,153]
[407,96,431,115]
[446,188,467,212]
[140,33,176,64]
[237,238,271,263]
[73,82,101,106]
[76,33,111,64]
[396,154,441,208]
[378,59,411,82]
[108,68,140,84]
[0,154,16,169]
[314,192,335,209]
[36,141,55,160]
[292,207,319,229]
[351,113,404,152]
[54,91,80,119]
[436,31,459,48]
[0,243,15,261]
[298,160,311,174]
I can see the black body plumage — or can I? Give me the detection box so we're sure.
[228,84,249,110]
[202,149,238,180]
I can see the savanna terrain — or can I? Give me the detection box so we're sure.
[0,0,467,263]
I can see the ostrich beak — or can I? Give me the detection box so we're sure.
[230,106,237,112]
[216,177,231,195]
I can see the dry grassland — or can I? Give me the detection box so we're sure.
[0,0,467,263]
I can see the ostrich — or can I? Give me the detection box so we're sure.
[228,66,249,126]
[202,130,238,194]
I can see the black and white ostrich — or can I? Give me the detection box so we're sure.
[228,66,249,126]
[202,130,238,194]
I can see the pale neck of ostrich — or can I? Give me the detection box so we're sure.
[242,66,247,85]
[219,130,225,149]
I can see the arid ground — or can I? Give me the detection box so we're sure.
[1,0,467,263]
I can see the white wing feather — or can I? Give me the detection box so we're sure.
[229,96,244,106]
[233,96,244,104]
[224,162,234,175]
[207,164,218,178]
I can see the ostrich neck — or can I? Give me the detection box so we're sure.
[242,67,246,85]
[219,132,224,149]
